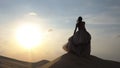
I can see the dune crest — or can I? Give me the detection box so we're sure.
[41,53,120,68]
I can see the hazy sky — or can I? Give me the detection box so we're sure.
[0,0,120,62]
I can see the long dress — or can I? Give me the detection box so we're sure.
[63,29,91,56]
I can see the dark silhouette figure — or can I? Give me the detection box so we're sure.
[63,16,91,57]
[41,16,120,68]
[74,16,83,35]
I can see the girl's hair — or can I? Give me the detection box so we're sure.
[77,16,82,22]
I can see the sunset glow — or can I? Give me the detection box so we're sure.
[0,0,120,62]
[15,24,43,49]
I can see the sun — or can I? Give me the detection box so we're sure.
[15,24,43,49]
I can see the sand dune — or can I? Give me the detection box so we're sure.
[1,53,120,68]
[0,56,49,68]
[41,53,120,68]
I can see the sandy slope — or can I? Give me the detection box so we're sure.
[41,53,120,68]
[0,56,49,68]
